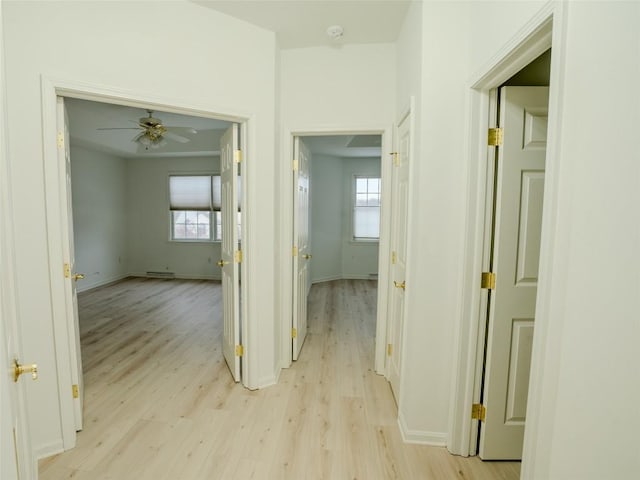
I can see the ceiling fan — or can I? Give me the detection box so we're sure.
[98,110,197,150]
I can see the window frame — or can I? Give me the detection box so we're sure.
[168,173,222,243]
[351,174,381,243]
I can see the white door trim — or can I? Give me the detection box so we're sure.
[279,125,392,374]
[447,2,568,471]
[39,77,256,454]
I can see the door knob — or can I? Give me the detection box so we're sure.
[73,273,85,281]
[13,359,38,382]
[394,280,406,290]
[302,254,313,260]
[217,260,229,268]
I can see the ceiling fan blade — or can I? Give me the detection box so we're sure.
[132,132,145,142]
[167,126,198,135]
[164,131,191,144]
[97,127,142,131]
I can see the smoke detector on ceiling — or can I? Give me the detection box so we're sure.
[326,25,344,40]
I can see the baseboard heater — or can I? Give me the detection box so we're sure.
[146,271,176,279]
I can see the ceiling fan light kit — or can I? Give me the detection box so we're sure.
[98,109,196,150]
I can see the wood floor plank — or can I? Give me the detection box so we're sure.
[38,277,520,480]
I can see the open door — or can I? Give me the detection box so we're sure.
[387,111,411,401]
[479,86,549,459]
[57,97,84,431]
[292,137,311,361]
[1,206,35,480]
[1,92,35,480]
[220,123,241,381]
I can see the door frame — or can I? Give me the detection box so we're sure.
[448,1,568,466]
[40,76,253,453]
[280,126,392,373]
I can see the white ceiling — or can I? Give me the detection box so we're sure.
[66,98,231,159]
[192,0,411,49]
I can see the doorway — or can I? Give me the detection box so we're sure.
[41,83,249,453]
[448,10,559,459]
[284,129,392,374]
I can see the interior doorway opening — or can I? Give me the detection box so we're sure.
[288,131,391,373]
[41,82,249,456]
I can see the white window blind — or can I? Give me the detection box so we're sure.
[169,176,212,211]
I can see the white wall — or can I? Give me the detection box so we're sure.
[70,146,128,292]
[310,154,342,282]
[310,155,380,283]
[521,3,640,479]
[279,42,395,368]
[126,156,221,280]
[394,1,640,478]
[3,0,277,455]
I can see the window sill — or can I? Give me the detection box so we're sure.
[168,239,221,245]
[349,238,380,246]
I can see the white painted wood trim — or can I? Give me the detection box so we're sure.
[448,1,560,459]
[398,411,447,446]
[520,4,569,478]
[39,78,259,433]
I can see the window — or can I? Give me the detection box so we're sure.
[169,175,239,242]
[353,176,381,240]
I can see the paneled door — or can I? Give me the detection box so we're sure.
[387,111,411,401]
[57,97,84,431]
[479,86,549,459]
[292,137,311,361]
[220,124,241,381]
[1,68,34,480]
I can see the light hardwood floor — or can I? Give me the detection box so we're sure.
[39,277,520,480]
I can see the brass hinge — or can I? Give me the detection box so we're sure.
[481,272,496,290]
[292,159,299,172]
[292,246,298,257]
[488,127,503,146]
[471,403,486,421]
[234,149,242,163]
[391,251,397,265]
[64,263,71,279]
[235,344,244,356]
[387,344,392,356]
[390,151,399,166]
[234,250,243,263]
[291,328,297,339]
[57,132,64,149]
[72,384,79,399]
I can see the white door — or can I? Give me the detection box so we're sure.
[1,53,35,476]
[220,124,241,381]
[57,97,84,431]
[387,112,411,400]
[0,214,35,480]
[479,86,549,459]
[292,137,311,360]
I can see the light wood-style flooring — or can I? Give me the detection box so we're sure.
[39,278,520,479]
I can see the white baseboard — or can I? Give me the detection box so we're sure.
[35,439,64,460]
[76,273,129,293]
[311,274,378,284]
[128,272,221,281]
[398,411,448,446]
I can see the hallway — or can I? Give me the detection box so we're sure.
[39,278,519,479]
